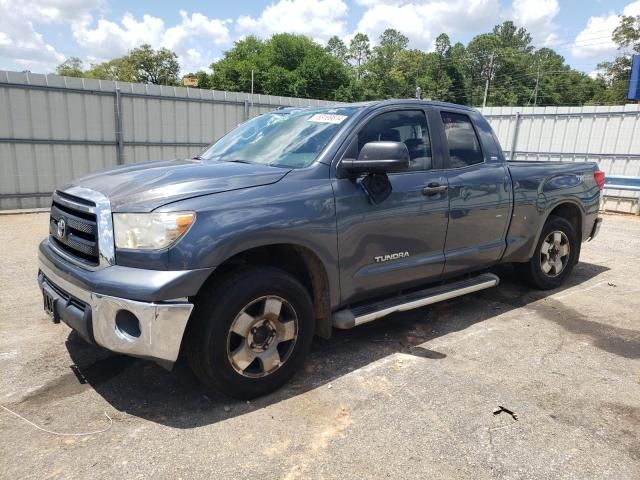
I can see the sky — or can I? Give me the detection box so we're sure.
[1,0,639,77]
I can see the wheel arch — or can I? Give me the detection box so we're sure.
[515,199,584,265]
[546,201,583,238]
[503,198,586,264]
[194,243,333,339]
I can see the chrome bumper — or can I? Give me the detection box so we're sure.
[38,260,193,368]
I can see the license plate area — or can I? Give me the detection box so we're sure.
[42,286,60,323]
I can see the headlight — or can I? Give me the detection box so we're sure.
[113,212,195,250]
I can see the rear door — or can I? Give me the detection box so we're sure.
[436,109,511,275]
[332,107,449,304]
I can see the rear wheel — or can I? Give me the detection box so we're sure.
[186,266,314,399]
[515,215,579,290]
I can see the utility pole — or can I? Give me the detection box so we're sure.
[482,78,490,109]
[482,53,495,109]
[533,62,541,106]
[250,69,255,115]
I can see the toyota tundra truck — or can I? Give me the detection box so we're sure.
[38,99,604,398]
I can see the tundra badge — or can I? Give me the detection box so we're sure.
[374,251,409,263]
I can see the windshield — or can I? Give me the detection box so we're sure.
[199,106,359,168]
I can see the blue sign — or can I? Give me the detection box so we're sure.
[629,54,640,101]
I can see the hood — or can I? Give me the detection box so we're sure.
[64,159,291,212]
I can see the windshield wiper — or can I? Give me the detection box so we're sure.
[194,157,254,164]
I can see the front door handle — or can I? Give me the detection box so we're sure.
[422,183,448,195]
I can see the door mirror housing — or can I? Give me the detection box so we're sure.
[342,141,410,175]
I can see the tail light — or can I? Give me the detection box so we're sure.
[593,170,605,190]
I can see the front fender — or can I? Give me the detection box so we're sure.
[160,167,340,307]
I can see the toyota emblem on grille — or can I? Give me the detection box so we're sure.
[57,218,66,238]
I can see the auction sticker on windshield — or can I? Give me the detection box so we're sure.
[308,113,348,124]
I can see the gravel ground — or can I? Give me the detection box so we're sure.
[0,212,638,480]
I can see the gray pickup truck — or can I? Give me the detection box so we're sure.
[38,99,604,398]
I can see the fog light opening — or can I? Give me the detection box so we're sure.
[115,310,141,338]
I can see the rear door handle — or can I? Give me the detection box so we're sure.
[422,183,448,195]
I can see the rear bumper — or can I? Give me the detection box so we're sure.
[588,217,603,241]
[37,238,213,367]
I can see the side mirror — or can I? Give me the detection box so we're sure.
[342,141,410,175]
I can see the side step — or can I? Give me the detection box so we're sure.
[332,273,500,329]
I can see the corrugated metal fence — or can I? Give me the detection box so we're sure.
[1,70,639,213]
[0,71,338,209]
[481,105,640,215]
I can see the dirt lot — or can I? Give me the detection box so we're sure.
[0,212,638,479]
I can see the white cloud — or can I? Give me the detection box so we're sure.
[9,0,100,24]
[624,1,640,16]
[163,11,231,51]
[571,1,640,59]
[72,14,165,59]
[588,68,603,80]
[354,0,405,5]
[0,0,230,75]
[0,0,99,72]
[72,11,231,73]
[236,0,349,41]
[509,0,560,46]
[30,0,100,22]
[354,0,500,50]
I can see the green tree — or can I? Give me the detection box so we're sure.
[210,36,267,92]
[84,44,180,85]
[527,48,604,105]
[348,33,371,79]
[55,57,85,77]
[613,14,640,51]
[389,49,429,98]
[464,33,499,104]
[210,33,350,100]
[431,34,454,100]
[447,42,470,103]
[127,44,180,85]
[85,57,137,82]
[195,71,212,89]
[365,29,410,98]
[594,14,640,104]
[465,22,538,106]
[326,35,349,65]
[52,21,618,106]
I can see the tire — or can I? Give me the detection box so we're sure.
[515,215,579,290]
[186,266,314,399]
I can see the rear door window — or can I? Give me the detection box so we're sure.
[440,112,484,168]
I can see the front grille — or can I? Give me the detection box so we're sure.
[49,193,100,266]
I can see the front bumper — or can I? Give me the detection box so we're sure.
[37,239,213,367]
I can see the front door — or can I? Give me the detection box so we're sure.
[332,108,450,304]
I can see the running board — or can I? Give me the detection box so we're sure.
[332,273,500,329]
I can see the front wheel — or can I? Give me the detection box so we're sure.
[186,266,314,399]
[515,215,579,290]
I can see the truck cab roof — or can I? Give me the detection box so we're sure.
[276,99,476,115]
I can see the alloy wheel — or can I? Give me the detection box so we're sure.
[540,230,570,277]
[226,296,298,378]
